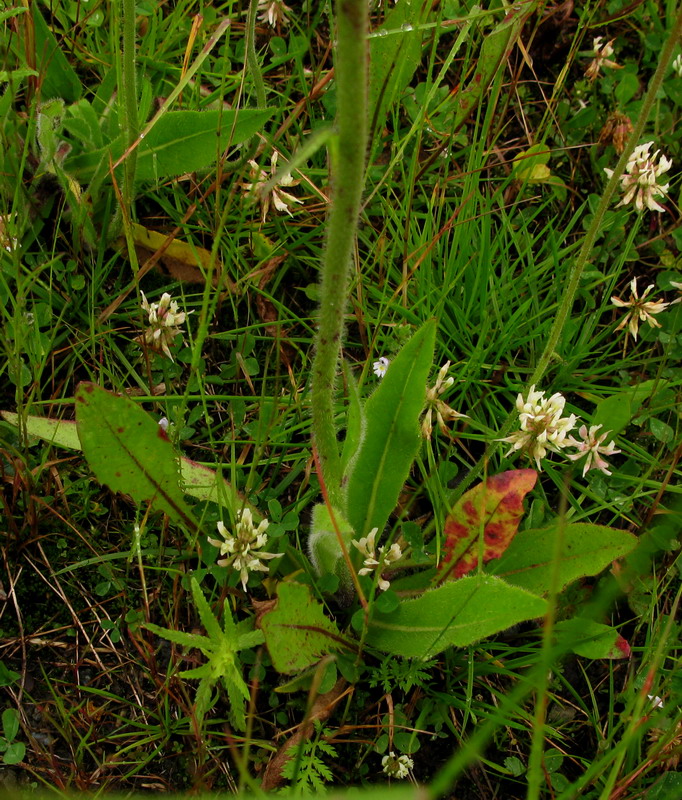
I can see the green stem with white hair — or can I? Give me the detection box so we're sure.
[310,0,369,508]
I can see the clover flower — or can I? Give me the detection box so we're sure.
[421,361,468,439]
[604,142,672,213]
[242,151,302,222]
[598,112,633,155]
[673,54,682,77]
[565,424,621,476]
[381,752,413,779]
[138,291,190,361]
[207,509,282,592]
[373,356,390,378]
[499,385,577,470]
[352,528,402,592]
[585,36,621,81]
[610,277,673,340]
[257,0,291,28]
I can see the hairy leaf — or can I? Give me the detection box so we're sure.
[488,523,637,595]
[308,503,355,592]
[2,410,238,511]
[365,575,547,658]
[437,470,537,582]
[346,320,436,537]
[260,582,346,674]
[75,383,197,529]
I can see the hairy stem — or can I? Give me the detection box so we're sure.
[310,0,368,508]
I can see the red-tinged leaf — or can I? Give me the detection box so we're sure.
[437,470,537,583]
[555,618,632,660]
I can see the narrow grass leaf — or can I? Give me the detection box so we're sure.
[436,470,537,582]
[346,320,436,537]
[488,523,638,594]
[450,0,534,134]
[365,575,548,658]
[75,383,197,530]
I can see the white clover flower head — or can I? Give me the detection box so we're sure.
[604,142,672,213]
[207,510,282,592]
[138,291,191,361]
[373,356,390,378]
[422,361,468,439]
[352,528,402,592]
[585,36,621,81]
[243,151,302,222]
[610,277,673,341]
[566,424,621,477]
[672,54,682,77]
[499,385,577,470]
[381,751,413,779]
[257,0,291,28]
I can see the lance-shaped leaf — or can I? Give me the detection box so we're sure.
[1,410,245,514]
[487,523,637,595]
[364,575,547,659]
[259,582,348,674]
[75,383,197,529]
[136,108,274,182]
[555,618,631,660]
[346,320,436,538]
[437,470,537,583]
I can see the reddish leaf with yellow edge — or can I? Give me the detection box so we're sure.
[436,470,537,583]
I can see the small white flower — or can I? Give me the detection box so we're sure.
[352,528,402,592]
[138,291,191,361]
[422,361,468,439]
[0,214,18,252]
[158,417,169,432]
[242,151,302,222]
[604,142,672,213]
[610,277,673,340]
[381,751,413,779]
[373,356,390,378]
[499,385,577,470]
[648,694,665,709]
[257,0,291,28]
[566,424,620,476]
[207,509,282,592]
[585,36,622,81]
[672,54,682,77]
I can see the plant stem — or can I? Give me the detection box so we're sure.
[310,0,368,508]
[246,0,267,108]
[121,0,138,211]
